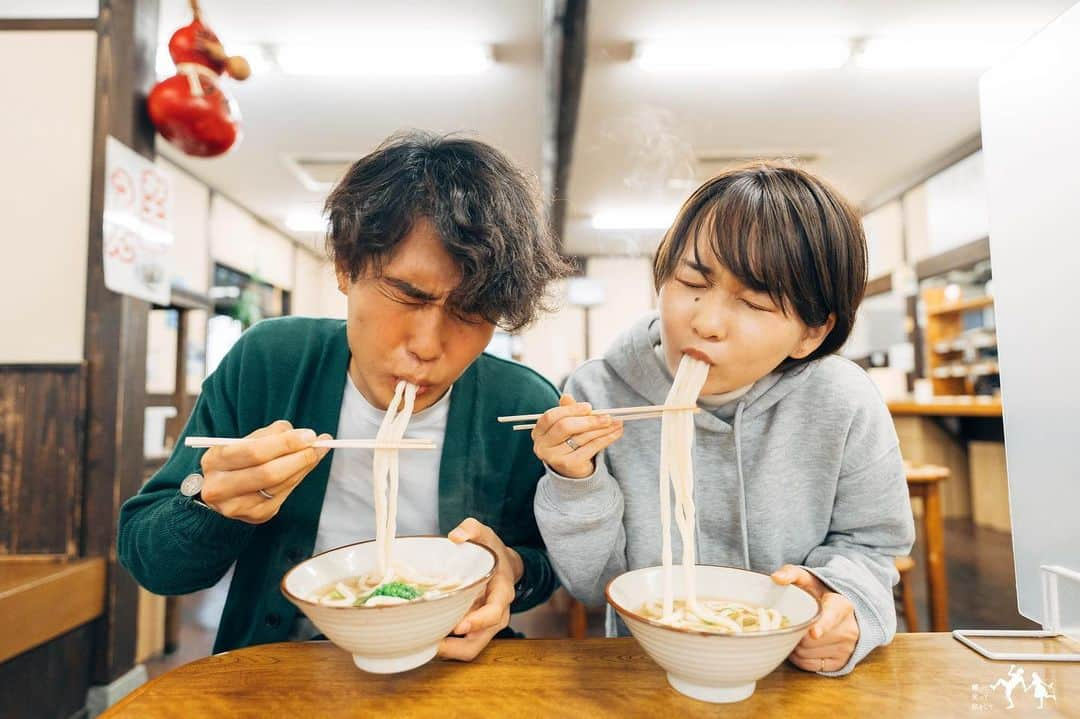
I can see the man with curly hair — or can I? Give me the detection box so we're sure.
[118,132,571,660]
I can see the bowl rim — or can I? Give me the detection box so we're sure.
[280,535,498,611]
[604,564,823,638]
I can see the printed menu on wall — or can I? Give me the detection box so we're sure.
[103,136,174,304]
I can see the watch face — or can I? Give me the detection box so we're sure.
[180,473,204,497]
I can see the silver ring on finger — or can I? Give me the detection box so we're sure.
[258,488,275,500]
[564,437,579,451]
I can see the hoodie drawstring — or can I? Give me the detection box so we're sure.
[734,401,751,570]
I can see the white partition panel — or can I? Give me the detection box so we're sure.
[209,194,258,275]
[156,158,210,293]
[979,1,1080,630]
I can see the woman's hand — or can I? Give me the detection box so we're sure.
[198,420,331,523]
[438,518,524,661]
[531,394,624,479]
[771,565,859,673]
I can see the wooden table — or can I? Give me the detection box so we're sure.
[104,635,1079,717]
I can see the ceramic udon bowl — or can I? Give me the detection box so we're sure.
[282,536,496,674]
[606,565,821,704]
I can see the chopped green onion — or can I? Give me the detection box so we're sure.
[361,581,422,604]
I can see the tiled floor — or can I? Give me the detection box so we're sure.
[146,518,1036,678]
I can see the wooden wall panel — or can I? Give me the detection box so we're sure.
[0,622,95,719]
[0,365,86,556]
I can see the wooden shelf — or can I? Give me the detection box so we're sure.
[925,295,995,316]
[0,556,106,663]
[922,287,997,397]
[931,362,1000,379]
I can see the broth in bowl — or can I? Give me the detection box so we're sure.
[309,563,473,607]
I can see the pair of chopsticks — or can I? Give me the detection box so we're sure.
[497,404,701,431]
[184,437,437,450]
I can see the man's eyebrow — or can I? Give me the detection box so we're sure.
[382,276,443,302]
[681,259,713,276]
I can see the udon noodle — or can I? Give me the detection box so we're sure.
[373,380,417,580]
[653,355,789,633]
[308,381,470,608]
[640,598,790,633]
[659,355,710,618]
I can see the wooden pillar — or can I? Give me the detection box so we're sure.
[541,0,588,247]
[81,0,160,686]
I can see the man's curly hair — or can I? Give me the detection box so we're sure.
[325,131,571,331]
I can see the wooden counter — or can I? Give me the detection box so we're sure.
[888,398,1003,418]
[0,556,106,662]
[104,634,1078,717]
[885,395,1002,416]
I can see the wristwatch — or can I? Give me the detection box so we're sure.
[180,473,211,509]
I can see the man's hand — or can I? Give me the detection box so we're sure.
[438,518,523,661]
[199,420,331,523]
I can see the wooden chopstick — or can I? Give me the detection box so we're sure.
[510,407,701,431]
[184,437,437,450]
[497,404,700,424]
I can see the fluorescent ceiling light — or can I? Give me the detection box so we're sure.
[275,43,493,77]
[591,206,680,231]
[285,208,329,233]
[857,35,1015,69]
[635,40,850,72]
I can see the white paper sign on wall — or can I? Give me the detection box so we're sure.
[103,136,173,304]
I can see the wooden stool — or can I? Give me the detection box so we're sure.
[905,463,951,631]
[894,555,918,632]
[568,598,588,639]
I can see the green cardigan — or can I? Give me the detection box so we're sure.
[118,317,560,653]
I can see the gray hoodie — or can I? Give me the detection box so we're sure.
[535,313,915,676]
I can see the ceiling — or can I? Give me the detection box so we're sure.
[155,0,544,253]
[152,0,1077,256]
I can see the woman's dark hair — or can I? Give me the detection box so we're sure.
[653,162,867,364]
[325,130,571,331]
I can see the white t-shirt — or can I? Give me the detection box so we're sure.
[311,373,451,556]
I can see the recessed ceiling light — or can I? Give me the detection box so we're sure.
[856,32,1016,69]
[275,43,493,77]
[634,39,851,72]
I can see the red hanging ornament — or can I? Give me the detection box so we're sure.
[147,0,251,157]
